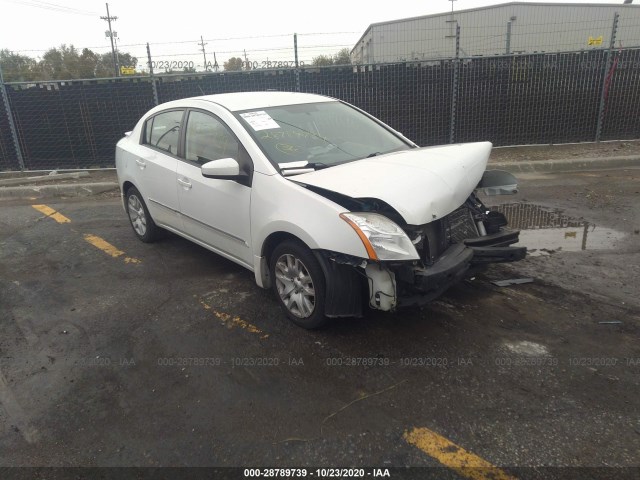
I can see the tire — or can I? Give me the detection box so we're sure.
[269,240,328,329]
[125,186,159,243]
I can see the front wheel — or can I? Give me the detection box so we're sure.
[270,240,328,329]
[125,186,160,243]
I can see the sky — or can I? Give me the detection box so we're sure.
[0,0,630,69]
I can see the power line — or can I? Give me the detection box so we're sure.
[2,0,99,15]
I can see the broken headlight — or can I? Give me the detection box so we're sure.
[341,212,419,261]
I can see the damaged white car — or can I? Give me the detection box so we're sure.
[116,92,525,328]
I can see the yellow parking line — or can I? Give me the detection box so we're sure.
[32,204,71,224]
[83,234,141,264]
[200,299,268,339]
[404,427,516,480]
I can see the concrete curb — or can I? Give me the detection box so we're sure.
[0,182,119,199]
[0,171,90,187]
[489,155,640,173]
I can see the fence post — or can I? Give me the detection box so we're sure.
[0,62,25,171]
[147,43,159,106]
[595,12,619,143]
[449,23,460,144]
[294,33,301,92]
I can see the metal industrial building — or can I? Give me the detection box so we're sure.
[350,2,640,63]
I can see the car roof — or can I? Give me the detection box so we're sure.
[191,91,336,112]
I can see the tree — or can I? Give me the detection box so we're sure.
[224,57,243,71]
[333,48,351,65]
[40,45,89,80]
[1,45,138,81]
[312,48,352,67]
[312,54,333,67]
[96,51,138,77]
[0,49,39,81]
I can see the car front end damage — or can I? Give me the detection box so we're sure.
[309,175,526,317]
[381,193,525,310]
[290,142,526,317]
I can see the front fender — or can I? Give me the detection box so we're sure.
[251,172,369,260]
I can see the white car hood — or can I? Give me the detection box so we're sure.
[293,142,492,225]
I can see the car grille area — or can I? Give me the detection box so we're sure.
[404,205,479,265]
[446,205,479,244]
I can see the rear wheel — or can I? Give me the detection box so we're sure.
[270,240,328,329]
[125,186,159,243]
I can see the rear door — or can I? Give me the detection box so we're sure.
[176,109,253,268]
[135,109,184,228]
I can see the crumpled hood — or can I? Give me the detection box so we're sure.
[293,142,492,225]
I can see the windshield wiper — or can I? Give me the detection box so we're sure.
[278,161,332,176]
[306,162,330,170]
[366,151,382,158]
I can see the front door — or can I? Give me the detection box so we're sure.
[176,110,253,268]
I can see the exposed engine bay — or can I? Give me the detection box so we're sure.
[304,170,526,316]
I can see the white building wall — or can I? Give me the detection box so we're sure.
[351,3,640,64]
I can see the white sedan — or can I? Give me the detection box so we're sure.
[116,92,525,328]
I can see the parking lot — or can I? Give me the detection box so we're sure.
[1,167,639,475]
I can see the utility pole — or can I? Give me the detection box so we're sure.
[113,33,121,73]
[100,3,119,77]
[212,52,219,72]
[198,35,209,72]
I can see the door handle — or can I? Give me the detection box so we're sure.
[135,158,146,169]
[177,177,192,189]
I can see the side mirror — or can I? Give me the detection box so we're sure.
[201,158,242,179]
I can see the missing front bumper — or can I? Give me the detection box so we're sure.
[393,229,526,308]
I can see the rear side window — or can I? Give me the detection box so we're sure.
[143,110,183,155]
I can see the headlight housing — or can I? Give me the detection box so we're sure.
[340,212,419,261]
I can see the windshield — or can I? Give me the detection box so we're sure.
[235,102,411,168]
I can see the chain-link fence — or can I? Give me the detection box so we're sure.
[1,23,640,170]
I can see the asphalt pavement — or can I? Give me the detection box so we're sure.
[0,166,639,478]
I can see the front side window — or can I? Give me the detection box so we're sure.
[143,110,183,155]
[185,111,239,165]
[235,101,410,168]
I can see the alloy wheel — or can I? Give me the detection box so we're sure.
[274,254,316,318]
[128,194,147,236]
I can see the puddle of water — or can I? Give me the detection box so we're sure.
[491,203,627,256]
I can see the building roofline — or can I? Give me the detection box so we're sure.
[351,1,639,54]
